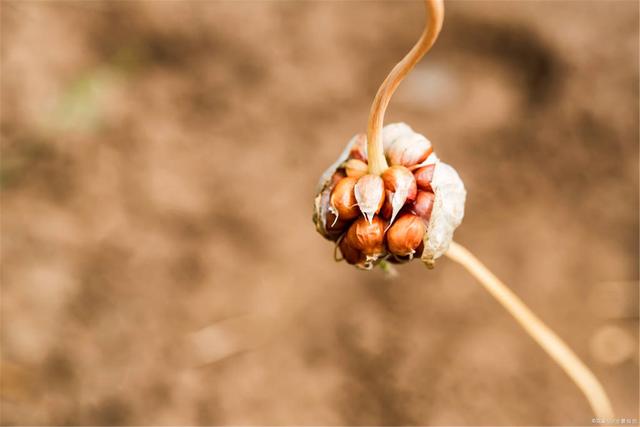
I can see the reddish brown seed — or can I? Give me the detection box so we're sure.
[339,236,365,265]
[330,177,360,221]
[344,159,368,179]
[413,190,435,222]
[345,216,386,257]
[386,213,426,256]
[413,164,435,191]
[324,211,349,241]
[381,165,417,201]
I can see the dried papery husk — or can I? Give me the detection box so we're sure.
[413,190,435,222]
[354,174,385,224]
[329,176,360,222]
[382,122,414,152]
[386,213,426,257]
[344,159,368,178]
[315,134,363,195]
[313,187,333,239]
[313,135,362,239]
[313,171,347,239]
[422,161,466,268]
[381,165,417,226]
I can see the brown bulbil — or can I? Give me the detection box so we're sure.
[381,165,417,201]
[330,177,360,221]
[324,211,349,241]
[386,213,426,256]
[413,190,435,222]
[414,164,435,191]
[339,236,365,265]
[344,159,368,178]
[345,216,386,258]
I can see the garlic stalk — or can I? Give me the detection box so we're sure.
[365,0,444,175]
[446,241,614,418]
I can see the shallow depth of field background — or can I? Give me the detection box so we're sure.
[1,1,638,425]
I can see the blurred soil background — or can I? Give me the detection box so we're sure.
[1,0,638,425]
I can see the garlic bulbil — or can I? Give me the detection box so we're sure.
[329,176,360,222]
[386,213,425,257]
[313,123,466,270]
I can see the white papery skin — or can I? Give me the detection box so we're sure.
[421,161,466,267]
[314,122,466,267]
[382,123,413,151]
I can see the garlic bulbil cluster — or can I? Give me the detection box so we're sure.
[313,123,466,269]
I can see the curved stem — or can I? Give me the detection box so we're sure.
[445,241,614,419]
[366,0,445,176]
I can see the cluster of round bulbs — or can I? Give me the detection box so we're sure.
[313,123,465,270]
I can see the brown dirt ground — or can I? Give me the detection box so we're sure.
[1,1,638,425]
